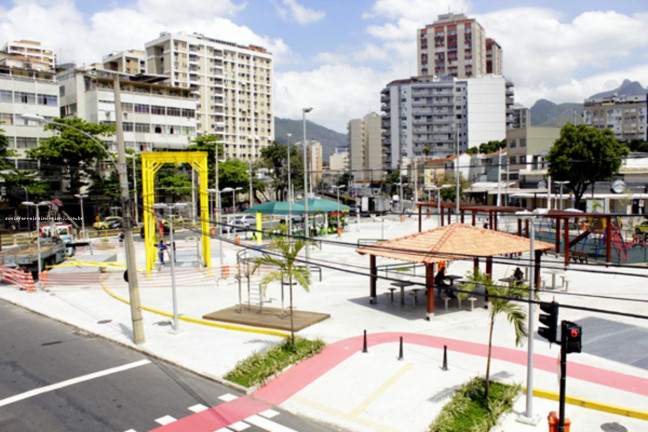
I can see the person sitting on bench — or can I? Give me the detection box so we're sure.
[513,267,524,286]
[435,267,456,299]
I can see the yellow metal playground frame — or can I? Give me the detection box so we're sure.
[141,151,210,272]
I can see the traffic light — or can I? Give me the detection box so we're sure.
[538,301,559,343]
[563,321,582,354]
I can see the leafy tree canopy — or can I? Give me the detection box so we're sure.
[259,140,304,201]
[187,134,223,188]
[547,123,628,205]
[467,139,506,155]
[27,118,115,195]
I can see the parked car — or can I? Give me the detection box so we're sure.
[93,216,122,230]
[227,214,256,233]
[634,220,648,236]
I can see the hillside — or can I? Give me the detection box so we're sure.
[274,117,347,163]
[530,79,647,127]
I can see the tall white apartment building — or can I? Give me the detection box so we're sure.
[417,13,501,78]
[145,32,273,161]
[57,66,197,153]
[329,148,349,172]
[102,49,147,75]
[2,40,56,70]
[380,75,512,171]
[0,57,58,167]
[297,139,323,189]
[584,94,647,142]
[348,112,382,182]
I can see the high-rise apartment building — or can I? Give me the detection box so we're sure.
[145,32,273,161]
[584,95,647,142]
[2,40,56,70]
[102,50,147,75]
[417,13,501,78]
[348,112,383,182]
[380,75,512,171]
[329,148,349,172]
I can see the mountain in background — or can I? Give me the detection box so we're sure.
[530,79,647,127]
[274,117,347,163]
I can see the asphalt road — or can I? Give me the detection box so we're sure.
[0,300,334,432]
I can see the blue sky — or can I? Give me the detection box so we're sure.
[1,0,647,133]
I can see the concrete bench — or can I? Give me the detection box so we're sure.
[467,296,477,311]
[570,251,588,264]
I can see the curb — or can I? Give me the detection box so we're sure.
[530,388,648,420]
[101,283,291,338]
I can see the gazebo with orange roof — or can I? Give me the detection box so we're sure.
[356,223,554,319]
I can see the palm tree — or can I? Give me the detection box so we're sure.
[461,269,528,399]
[253,226,312,348]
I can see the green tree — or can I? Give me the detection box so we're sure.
[187,134,223,188]
[547,123,628,206]
[156,165,192,202]
[461,269,528,399]
[27,118,115,195]
[219,159,249,207]
[436,172,469,202]
[259,140,304,201]
[253,226,312,348]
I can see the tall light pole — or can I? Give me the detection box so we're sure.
[428,184,451,226]
[455,127,460,218]
[22,94,146,345]
[21,201,50,289]
[302,107,313,259]
[286,133,293,237]
[496,147,503,207]
[515,208,547,424]
[207,188,224,269]
[153,202,187,333]
[332,185,346,230]
[74,194,87,239]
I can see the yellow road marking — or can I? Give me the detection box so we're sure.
[349,362,414,417]
[528,388,648,420]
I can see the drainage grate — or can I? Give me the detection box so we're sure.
[600,422,628,432]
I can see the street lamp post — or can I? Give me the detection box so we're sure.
[207,188,224,270]
[455,127,460,219]
[153,202,187,333]
[515,208,547,425]
[21,201,50,289]
[427,184,451,226]
[302,107,313,259]
[74,194,87,239]
[22,106,145,344]
[332,185,346,232]
[286,133,293,237]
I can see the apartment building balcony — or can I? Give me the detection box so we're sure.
[381,104,390,112]
[380,94,390,103]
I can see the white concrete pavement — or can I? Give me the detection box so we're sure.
[0,214,646,432]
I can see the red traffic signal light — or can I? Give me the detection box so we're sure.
[563,321,582,354]
[538,301,559,343]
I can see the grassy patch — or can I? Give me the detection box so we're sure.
[224,338,325,388]
[429,377,521,432]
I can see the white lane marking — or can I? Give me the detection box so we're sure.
[154,415,176,425]
[0,359,151,408]
[218,393,239,402]
[123,429,137,432]
[245,415,299,432]
[188,403,208,413]
[260,409,280,419]
[229,421,251,431]
[215,428,234,432]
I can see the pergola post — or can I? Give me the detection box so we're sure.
[369,255,377,304]
[471,212,476,226]
[440,205,444,227]
[460,211,464,223]
[534,250,542,292]
[447,206,451,225]
[605,215,612,264]
[494,211,498,231]
[473,257,479,273]
[564,218,570,266]
[554,217,561,253]
[525,220,529,237]
[425,263,435,320]
[418,204,422,233]
[517,219,522,236]
[485,257,493,303]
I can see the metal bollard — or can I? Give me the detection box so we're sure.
[442,345,448,371]
[397,336,404,361]
[362,329,368,353]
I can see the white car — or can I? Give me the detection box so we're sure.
[227,215,256,233]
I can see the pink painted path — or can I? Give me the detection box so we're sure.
[153,332,648,431]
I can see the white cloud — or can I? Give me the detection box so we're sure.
[364,0,472,21]
[0,0,291,66]
[274,64,391,133]
[313,52,348,64]
[274,0,325,25]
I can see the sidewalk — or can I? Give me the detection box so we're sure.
[1,216,647,432]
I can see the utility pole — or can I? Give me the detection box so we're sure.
[114,74,145,344]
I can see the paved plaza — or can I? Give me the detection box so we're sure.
[1,215,647,432]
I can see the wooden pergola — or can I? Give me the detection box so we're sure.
[416,202,622,265]
[356,223,554,319]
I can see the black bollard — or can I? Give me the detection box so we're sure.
[398,336,404,360]
[442,345,448,370]
[362,329,368,353]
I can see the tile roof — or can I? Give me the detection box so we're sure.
[356,222,554,264]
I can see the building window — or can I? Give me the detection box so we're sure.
[166,107,181,116]
[15,91,36,104]
[16,137,38,148]
[0,90,12,102]
[37,94,58,106]
[135,123,150,133]
[182,108,195,118]
[151,105,165,115]
[122,122,134,132]
[0,112,13,124]
[134,103,149,114]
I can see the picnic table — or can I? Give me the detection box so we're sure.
[391,280,414,305]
